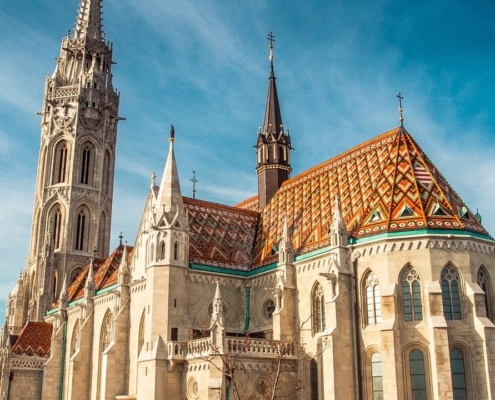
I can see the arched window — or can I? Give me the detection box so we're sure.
[365,272,381,325]
[371,352,384,399]
[450,348,467,399]
[52,140,68,184]
[312,282,325,334]
[102,150,111,194]
[477,267,493,321]
[441,266,462,320]
[71,320,80,357]
[409,349,427,399]
[160,242,165,260]
[52,206,63,250]
[310,359,318,400]
[52,269,59,300]
[401,266,423,321]
[138,311,145,355]
[173,242,179,261]
[98,212,107,257]
[101,311,114,352]
[80,143,94,185]
[75,207,90,251]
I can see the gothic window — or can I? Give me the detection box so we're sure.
[159,242,165,260]
[75,207,90,251]
[98,212,107,257]
[365,272,381,325]
[70,267,83,283]
[310,359,319,400]
[52,140,68,184]
[477,266,493,321]
[450,348,468,399]
[263,299,276,320]
[102,150,111,194]
[174,242,179,261]
[370,352,384,400]
[52,206,63,250]
[100,311,114,352]
[80,143,94,185]
[71,320,80,357]
[401,266,423,321]
[312,282,326,334]
[150,243,154,262]
[409,350,428,399]
[441,265,462,320]
[138,311,145,355]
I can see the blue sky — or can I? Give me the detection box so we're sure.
[0,0,494,320]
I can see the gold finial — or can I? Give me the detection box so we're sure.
[267,32,275,62]
[397,92,404,127]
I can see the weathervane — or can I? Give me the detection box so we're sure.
[397,92,404,127]
[191,171,198,199]
[267,32,275,62]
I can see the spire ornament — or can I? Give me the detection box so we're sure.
[397,92,404,127]
[267,32,275,62]
[191,171,198,199]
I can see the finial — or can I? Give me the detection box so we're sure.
[191,171,198,199]
[169,124,175,142]
[119,232,123,246]
[267,32,275,62]
[150,172,157,188]
[397,92,404,127]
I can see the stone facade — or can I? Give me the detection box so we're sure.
[1,1,495,399]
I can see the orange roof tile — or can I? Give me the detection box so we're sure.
[11,322,52,357]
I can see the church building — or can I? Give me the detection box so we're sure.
[1,0,495,399]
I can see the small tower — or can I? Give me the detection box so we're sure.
[23,0,122,321]
[256,33,292,209]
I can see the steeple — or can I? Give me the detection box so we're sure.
[74,0,103,41]
[156,125,185,217]
[256,33,292,209]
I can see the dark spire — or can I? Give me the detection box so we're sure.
[255,33,292,209]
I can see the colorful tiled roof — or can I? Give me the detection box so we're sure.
[67,245,133,302]
[11,322,52,357]
[184,197,259,271]
[247,127,488,266]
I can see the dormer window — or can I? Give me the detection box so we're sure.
[370,210,381,222]
[399,205,414,218]
[433,203,447,216]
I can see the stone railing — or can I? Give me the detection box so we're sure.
[167,337,296,361]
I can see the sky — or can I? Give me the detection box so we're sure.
[0,0,494,321]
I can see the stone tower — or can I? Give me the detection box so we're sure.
[256,35,292,209]
[20,0,121,324]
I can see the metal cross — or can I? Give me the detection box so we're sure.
[191,171,198,199]
[267,32,275,61]
[397,92,404,127]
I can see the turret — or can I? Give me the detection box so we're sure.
[256,33,292,209]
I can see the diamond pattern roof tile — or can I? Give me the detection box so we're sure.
[11,322,53,357]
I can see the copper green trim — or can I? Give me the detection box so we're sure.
[47,308,59,316]
[58,321,67,400]
[243,287,251,334]
[189,263,277,277]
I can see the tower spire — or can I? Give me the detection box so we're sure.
[74,0,103,40]
[256,33,292,209]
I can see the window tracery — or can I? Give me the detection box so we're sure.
[441,266,462,320]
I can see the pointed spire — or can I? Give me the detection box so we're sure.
[263,34,284,138]
[156,125,184,213]
[85,252,96,298]
[330,196,348,247]
[59,274,68,310]
[279,215,294,265]
[74,0,103,41]
[119,242,130,285]
[333,196,342,222]
[210,281,224,328]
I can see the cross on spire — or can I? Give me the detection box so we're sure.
[267,32,275,62]
[397,92,404,127]
[191,171,198,199]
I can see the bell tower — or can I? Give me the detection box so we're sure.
[256,33,292,209]
[20,0,121,324]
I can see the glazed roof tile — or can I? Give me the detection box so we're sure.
[67,245,133,302]
[184,197,259,271]
[11,322,52,357]
[248,127,488,266]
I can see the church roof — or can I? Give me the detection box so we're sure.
[184,197,259,271]
[11,322,52,357]
[237,126,488,267]
[67,245,133,302]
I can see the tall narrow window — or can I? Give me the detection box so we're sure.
[441,266,462,320]
[173,242,179,261]
[365,272,381,325]
[477,267,493,321]
[160,242,165,260]
[81,145,91,184]
[401,266,423,321]
[52,207,63,249]
[52,269,59,300]
[310,359,318,400]
[75,209,87,251]
[53,141,68,184]
[102,150,111,194]
[450,348,468,399]
[138,311,145,354]
[312,282,326,334]
[101,311,114,352]
[371,352,384,400]
[409,350,427,399]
